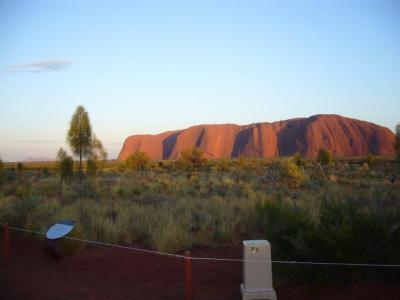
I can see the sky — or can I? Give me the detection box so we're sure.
[0,0,399,161]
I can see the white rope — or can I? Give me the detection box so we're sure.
[187,257,400,267]
[2,223,400,268]
[5,225,185,259]
[64,236,185,259]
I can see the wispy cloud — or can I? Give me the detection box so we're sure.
[9,59,73,73]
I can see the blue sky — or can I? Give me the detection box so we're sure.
[1,0,399,161]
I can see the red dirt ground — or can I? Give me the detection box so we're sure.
[1,233,400,300]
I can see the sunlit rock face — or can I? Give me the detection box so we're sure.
[118,115,396,160]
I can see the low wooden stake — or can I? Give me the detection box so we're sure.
[184,250,192,300]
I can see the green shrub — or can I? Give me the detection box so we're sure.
[36,177,60,197]
[120,204,155,243]
[70,179,97,198]
[86,158,98,177]
[279,157,306,187]
[293,152,303,166]
[253,198,315,282]
[5,169,17,183]
[356,162,370,177]
[149,215,190,253]
[216,158,230,172]
[2,196,40,227]
[16,162,25,177]
[317,148,333,166]
[366,153,374,166]
[59,156,74,182]
[254,196,400,283]
[53,225,86,257]
[42,167,50,178]
[180,147,207,169]
[125,151,150,171]
[34,198,62,226]
[237,155,248,169]
[116,185,141,198]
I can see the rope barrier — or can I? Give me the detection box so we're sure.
[5,224,185,259]
[2,222,400,268]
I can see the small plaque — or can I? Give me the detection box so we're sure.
[46,220,75,240]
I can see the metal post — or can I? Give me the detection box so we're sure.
[3,223,10,264]
[184,250,192,300]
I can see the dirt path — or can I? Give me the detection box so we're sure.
[1,233,399,300]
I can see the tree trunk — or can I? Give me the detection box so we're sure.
[79,151,82,183]
[79,124,82,183]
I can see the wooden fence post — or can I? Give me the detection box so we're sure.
[184,250,192,300]
[3,223,10,264]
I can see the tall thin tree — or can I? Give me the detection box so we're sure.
[0,157,4,186]
[87,134,108,177]
[396,123,400,163]
[67,106,92,179]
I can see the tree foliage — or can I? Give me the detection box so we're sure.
[57,148,73,183]
[0,157,4,185]
[125,151,150,171]
[279,157,306,187]
[293,152,303,167]
[67,106,92,175]
[57,148,68,161]
[17,162,24,175]
[180,147,207,169]
[90,134,107,161]
[317,148,333,166]
[60,157,74,183]
[87,135,108,177]
[86,159,98,178]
